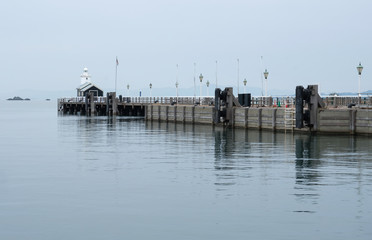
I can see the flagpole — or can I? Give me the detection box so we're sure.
[115,56,118,93]
[260,56,264,96]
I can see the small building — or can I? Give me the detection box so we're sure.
[76,67,104,97]
[77,82,104,97]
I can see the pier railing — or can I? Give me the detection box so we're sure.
[58,96,107,103]
[323,96,372,107]
[250,97,295,107]
[119,97,215,105]
[58,96,372,108]
[57,96,295,107]
[58,97,215,106]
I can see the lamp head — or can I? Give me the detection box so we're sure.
[357,62,363,75]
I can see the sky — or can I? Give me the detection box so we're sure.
[1,0,371,98]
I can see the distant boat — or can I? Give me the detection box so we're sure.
[7,96,31,101]
[46,99,51,101]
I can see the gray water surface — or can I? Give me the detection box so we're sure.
[0,101,371,240]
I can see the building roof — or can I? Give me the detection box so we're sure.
[77,82,103,92]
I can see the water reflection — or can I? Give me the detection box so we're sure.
[292,132,371,211]
[213,128,240,188]
[3,101,372,240]
[60,117,372,202]
[213,128,236,161]
[295,135,322,186]
[58,116,145,171]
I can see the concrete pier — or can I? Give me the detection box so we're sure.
[145,105,372,134]
[58,94,372,135]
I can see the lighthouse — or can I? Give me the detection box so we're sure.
[80,67,91,85]
[76,67,104,97]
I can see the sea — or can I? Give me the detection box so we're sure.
[0,100,371,240]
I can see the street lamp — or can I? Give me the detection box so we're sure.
[206,80,210,96]
[176,63,179,103]
[357,62,363,98]
[264,69,269,96]
[175,81,179,103]
[193,63,196,98]
[149,83,152,100]
[243,78,247,93]
[215,60,218,88]
[199,73,203,100]
[126,84,130,96]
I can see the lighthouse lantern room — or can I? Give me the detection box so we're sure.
[80,67,92,85]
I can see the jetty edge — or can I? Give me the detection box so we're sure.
[58,84,372,135]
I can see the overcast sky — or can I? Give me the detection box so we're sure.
[1,0,371,97]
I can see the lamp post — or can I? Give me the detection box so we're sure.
[260,56,264,96]
[175,81,179,103]
[149,83,152,102]
[199,73,203,101]
[176,63,179,103]
[357,62,363,98]
[264,69,269,96]
[193,63,196,98]
[215,60,218,88]
[206,80,210,96]
[243,78,247,93]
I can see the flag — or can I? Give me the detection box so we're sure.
[116,57,119,66]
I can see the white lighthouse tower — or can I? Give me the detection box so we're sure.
[77,67,103,97]
[80,67,91,85]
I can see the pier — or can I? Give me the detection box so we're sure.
[58,87,372,135]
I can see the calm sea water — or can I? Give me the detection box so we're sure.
[0,100,371,240]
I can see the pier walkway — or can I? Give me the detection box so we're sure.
[58,92,372,135]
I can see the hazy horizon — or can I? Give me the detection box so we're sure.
[1,0,371,99]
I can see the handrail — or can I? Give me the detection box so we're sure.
[57,96,371,108]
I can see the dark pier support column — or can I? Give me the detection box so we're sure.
[258,108,262,130]
[106,92,117,116]
[183,106,186,123]
[90,92,95,116]
[192,106,195,124]
[350,109,356,134]
[231,108,235,128]
[112,92,117,116]
[174,106,177,123]
[158,105,161,122]
[150,105,153,121]
[165,106,169,122]
[272,108,277,131]
[225,87,234,125]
